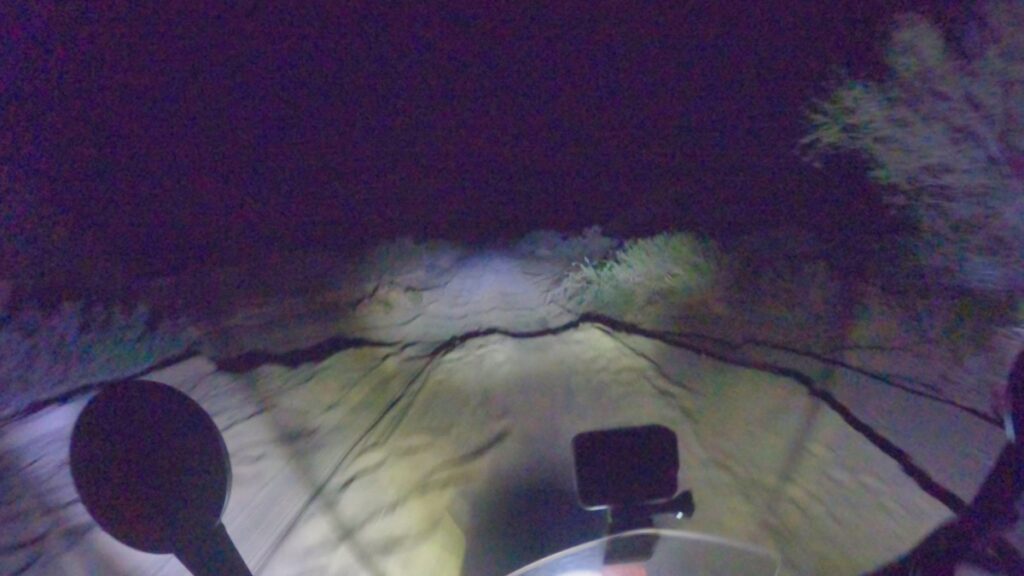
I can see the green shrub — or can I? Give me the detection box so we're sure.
[0,303,195,417]
[561,232,719,316]
[801,4,1024,293]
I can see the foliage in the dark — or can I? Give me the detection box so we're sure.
[803,2,1024,293]
[0,304,194,417]
[561,232,720,317]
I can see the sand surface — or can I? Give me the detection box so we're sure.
[2,243,1021,575]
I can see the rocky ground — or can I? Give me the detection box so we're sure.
[2,237,1022,575]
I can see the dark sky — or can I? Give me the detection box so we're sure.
[4,1,970,275]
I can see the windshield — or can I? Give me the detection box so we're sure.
[507,529,779,576]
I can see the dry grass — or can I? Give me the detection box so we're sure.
[560,231,721,319]
[554,227,1019,357]
[0,303,195,416]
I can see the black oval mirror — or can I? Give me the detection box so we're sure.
[70,380,251,575]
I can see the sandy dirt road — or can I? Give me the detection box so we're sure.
[0,246,1016,575]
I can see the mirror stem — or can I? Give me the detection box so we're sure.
[175,522,253,576]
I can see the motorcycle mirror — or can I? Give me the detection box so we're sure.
[70,380,251,576]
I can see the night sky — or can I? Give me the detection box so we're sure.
[4,1,970,276]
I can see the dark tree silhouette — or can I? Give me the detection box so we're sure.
[803,2,1024,294]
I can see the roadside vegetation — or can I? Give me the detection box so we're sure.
[554,2,1024,360]
[556,224,1020,359]
[559,231,721,320]
[801,1,1024,296]
[0,303,194,418]
[546,7,1024,352]
[801,0,1024,359]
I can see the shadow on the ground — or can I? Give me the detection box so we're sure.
[461,479,606,576]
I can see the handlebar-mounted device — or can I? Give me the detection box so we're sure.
[572,424,696,565]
